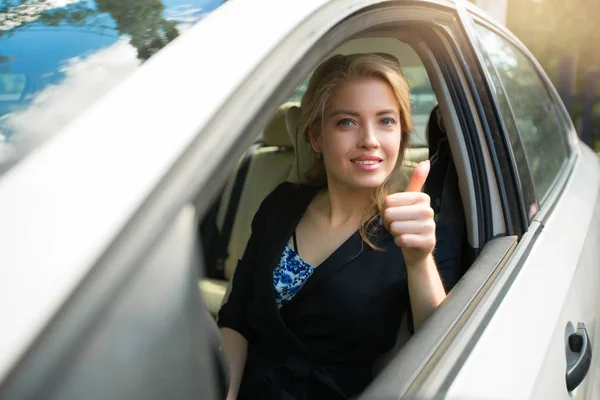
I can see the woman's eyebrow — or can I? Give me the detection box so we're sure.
[329,109,398,117]
[376,109,398,115]
[329,109,360,117]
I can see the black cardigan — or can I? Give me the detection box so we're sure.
[217,182,460,399]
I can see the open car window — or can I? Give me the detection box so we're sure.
[193,2,517,395]
[196,12,498,397]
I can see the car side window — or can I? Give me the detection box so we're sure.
[473,24,571,205]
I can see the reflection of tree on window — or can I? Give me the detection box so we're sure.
[0,1,97,33]
[95,0,178,60]
[0,0,179,61]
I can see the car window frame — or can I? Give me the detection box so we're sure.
[464,13,579,224]
[193,2,506,397]
[466,17,538,224]
[190,3,514,397]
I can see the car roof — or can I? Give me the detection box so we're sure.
[0,0,471,382]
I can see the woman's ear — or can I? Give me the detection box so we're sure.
[308,125,322,154]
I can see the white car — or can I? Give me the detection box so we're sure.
[0,0,598,399]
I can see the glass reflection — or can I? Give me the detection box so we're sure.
[0,0,225,173]
[475,25,570,205]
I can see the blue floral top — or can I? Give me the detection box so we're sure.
[273,243,315,308]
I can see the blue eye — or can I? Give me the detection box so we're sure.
[380,117,396,126]
[337,118,355,127]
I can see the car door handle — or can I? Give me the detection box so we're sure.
[566,322,593,392]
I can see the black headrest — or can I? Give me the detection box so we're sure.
[426,105,446,145]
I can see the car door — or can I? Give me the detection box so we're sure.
[357,4,599,400]
[440,11,600,400]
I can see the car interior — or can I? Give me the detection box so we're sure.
[197,33,482,367]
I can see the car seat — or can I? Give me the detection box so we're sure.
[199,103,298,316]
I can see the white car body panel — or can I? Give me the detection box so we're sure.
[446,145,600,399]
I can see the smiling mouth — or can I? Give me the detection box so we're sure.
[352,160,382,165]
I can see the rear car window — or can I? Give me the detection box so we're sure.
[0,0,225,175]
[473,24,571,204]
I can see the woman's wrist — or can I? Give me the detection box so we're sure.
[405,253,435,273]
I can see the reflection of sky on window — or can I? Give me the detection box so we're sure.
[4,39,139,150]
[479,31,518,82]
[0,0,223,77]
[164,0,225,22]
[0,0,226,169]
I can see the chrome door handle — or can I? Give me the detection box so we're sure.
[566,322,592,392]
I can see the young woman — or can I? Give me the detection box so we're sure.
[218,53,452,399]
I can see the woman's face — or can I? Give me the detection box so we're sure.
[310,77,402,190]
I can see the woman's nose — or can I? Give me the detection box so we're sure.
[359,124,379,149]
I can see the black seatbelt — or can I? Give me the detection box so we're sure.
[199,192,223,278]
[213,143,261,278]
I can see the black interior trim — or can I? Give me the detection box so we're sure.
[199,189,224,278]
[441,24,518,239]
[422,27,491,249]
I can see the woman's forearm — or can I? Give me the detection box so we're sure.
[220,327,248,399]
[406,254,446,330]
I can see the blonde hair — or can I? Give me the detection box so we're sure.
[297,53,413,250]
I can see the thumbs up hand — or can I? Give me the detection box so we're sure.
[382,161,436,268]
